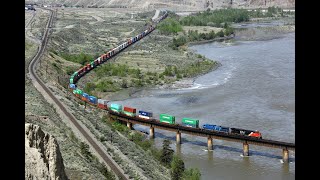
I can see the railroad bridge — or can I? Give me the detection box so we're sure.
[108,111,295,163]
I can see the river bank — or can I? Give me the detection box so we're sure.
[106,15,294,101]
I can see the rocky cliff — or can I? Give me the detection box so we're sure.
[25,123,68,180]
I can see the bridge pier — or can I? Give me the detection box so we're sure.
[127,122,132,129]
[207,136,213,150]
[149,127,154,139]
[283,149,289,163]
[243,142,249,156]
[176,132,181,144]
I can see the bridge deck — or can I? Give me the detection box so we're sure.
[109,112,295,151]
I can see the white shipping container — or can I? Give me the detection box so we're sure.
[138,115,150,119]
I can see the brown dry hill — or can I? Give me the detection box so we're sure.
[26,0,295,10]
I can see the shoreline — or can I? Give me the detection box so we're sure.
[100,17,295,101]
[186,34,235,46]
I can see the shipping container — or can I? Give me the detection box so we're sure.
[69,78,73,84]
[182,118,199,128]
[88,96,97,104]
[203,124,229,133]
[110,104,122,111]
[159,119,175,124]
[138,115,150,119]
[98,104,107,109]
[138,110,153,117]
[160,114,175,124]
[86,64,91,70]
[75,89,83,95]
[82,93,89,101]
[110,107,121,113]
[90,61,95,68]
[69,84,76,89]
[123,111,135,117]
[123,106,136,113]
[160,114,175,121]
[97,99,108,109]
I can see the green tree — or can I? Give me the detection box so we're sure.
[160,139,174,166]
[183,168,201,180]
[97,163,116,180]
[80,142,93,161]
[170,155,185,180]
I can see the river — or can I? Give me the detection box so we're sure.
[112,22,295,179]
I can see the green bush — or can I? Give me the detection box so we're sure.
[60,52,94,65]
[158,18,183,35]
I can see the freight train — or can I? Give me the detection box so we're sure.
[67,10,262,139]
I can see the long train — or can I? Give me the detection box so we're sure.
[68,10,262,139]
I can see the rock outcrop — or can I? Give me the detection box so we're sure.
[25,123,68,180]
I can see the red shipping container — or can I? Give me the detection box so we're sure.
[81,97,88,101]
[123,106,136,113]
[98,104,107,110]
[86,64,91,70]
[100,54,106,60]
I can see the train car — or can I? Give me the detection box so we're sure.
[138,110,153,119]
[182,118,199,128]
[202,124,230,133]
[69,84,77,90]
[90,61,96,68]
[110,103,122,113]
[101,54,106,61]
[94,59,100,66]
[73,89,83,98]
[123,106,136,117]
[88,96,98,105]
[97,99,108,110]
[86,63,91,71]
[159,114,175,124]
[230,128,262,139]
[81,93,89,102]
[70,77,74,84]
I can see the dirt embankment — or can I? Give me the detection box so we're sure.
[233,17,295,41]
[26,8,171,179]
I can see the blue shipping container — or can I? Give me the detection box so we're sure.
[203,124,229,133]
[82,93,89,98]
[138,110,153,117]
[89,96,97,104]
[69,84,76,89]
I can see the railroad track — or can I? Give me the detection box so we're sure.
[28,8,128,180]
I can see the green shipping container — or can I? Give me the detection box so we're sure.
[182,118,199,128]
[70,78,73,84]
[76,89,83,95]
[160,119,175,124]
[160,114,175,124]
[123,111,135,117]
[110,107,121,113]
[90,61,95,67]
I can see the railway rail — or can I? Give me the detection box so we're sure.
[28,8,128,180]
